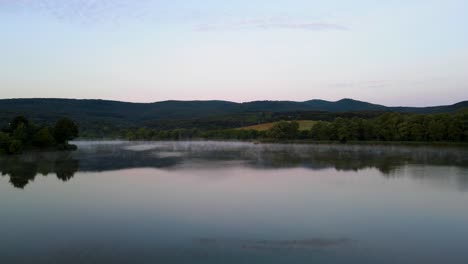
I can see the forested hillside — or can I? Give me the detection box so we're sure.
[0,98,467,138]
[121,110,468,143]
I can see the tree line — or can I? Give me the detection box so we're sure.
[309,110,468,142]
[0,116,79,154]
[120,110,468,143]
[5,110,465,146]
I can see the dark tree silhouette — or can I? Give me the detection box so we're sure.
[266,121,300,140]
[0,116,79,154]
[54,118,79,144]
[0,154,79,189]
[55,159,80,182]
[9,116,29,132]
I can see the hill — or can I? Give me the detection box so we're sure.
[0,98,466,136]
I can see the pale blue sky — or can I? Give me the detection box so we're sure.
[1,0,467,106]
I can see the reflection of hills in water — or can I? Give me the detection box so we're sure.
[1,141,467,189]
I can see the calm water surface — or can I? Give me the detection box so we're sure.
[1,141,468,264]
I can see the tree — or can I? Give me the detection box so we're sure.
[54,118,79,144]
[32,127,55,147]
[427,120,445,141]
[8,140,23,154]
[360,119,376,140]
[12,123,28,142]
[9,116,29,132]
[447,123,463,141]
[0,132,10,154]
[135,127,151,140]
[310,121,332,140]
[334,118,351,142]
[409,123,424,141]
[266,121,299,140]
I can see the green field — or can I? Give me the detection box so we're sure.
[239,120,317,131]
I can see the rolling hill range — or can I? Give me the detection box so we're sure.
[0,98,467,134]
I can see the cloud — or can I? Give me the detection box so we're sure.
[1,0,154,24]
[1,2,348,32]
[196,18,348,32]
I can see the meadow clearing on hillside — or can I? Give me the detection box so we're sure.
[239,120,316,131]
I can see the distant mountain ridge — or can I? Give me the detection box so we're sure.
[0,98,466,130]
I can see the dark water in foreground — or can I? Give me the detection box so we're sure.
[1,141,468,264]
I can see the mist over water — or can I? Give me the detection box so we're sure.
[1,141,468,263]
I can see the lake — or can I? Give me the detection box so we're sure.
[1,141,468,264]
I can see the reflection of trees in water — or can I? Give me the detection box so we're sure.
[55,158,80,181]
[72,142,468,174]
[1,142,467,189]
[76,142,468,178]
[1,161,38,189]
[0,153,79,189]
[244,144,468,191]
[385,166,468,192]
[74,150,181,172]
[177,143,468,190]
[244,145,468,174]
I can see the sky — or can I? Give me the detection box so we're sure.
[0,0,467,106]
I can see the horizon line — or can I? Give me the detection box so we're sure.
[0,97,466,108]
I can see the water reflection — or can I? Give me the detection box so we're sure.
[195,237,353,252]
[1,141,467,189]
[0,152,79,188]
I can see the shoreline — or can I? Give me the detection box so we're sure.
[73,139,468,148]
